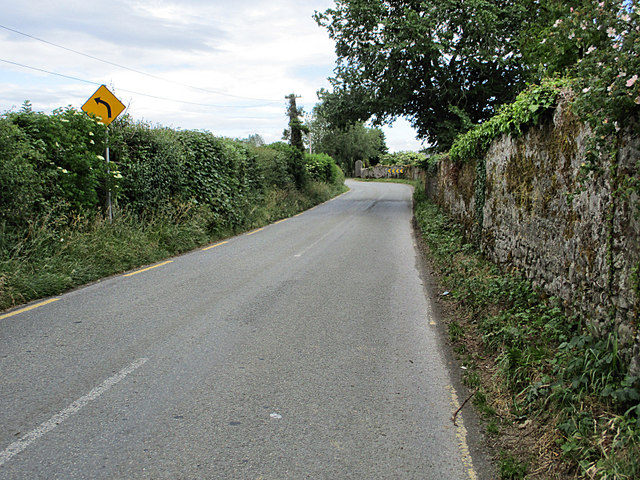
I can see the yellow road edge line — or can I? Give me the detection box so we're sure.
[328,189,350,201]
[291,189,350,218]
[202,241,228,251]
[273,219,287,225]
[0,298,60,321]
[246,227,265,236]
[124,260,173,277]
[447,385,478,480]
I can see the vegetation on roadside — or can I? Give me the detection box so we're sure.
[0,103,346,311]
[449,78,570,164]
[413,184,639,479]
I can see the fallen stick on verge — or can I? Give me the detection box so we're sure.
[452,388,478,426]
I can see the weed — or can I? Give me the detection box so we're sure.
[448,320,464,342]
[498,451,528,480]
[473,390,497,417]
[486,420,500,436]
[464,370,481,389]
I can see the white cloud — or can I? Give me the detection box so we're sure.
[0,0,423,151]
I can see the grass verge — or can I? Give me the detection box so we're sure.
[412,183,640,479]
[0,182,347,311]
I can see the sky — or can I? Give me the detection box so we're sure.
[0,0,425,152]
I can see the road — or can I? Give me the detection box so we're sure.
[0,180,487,479]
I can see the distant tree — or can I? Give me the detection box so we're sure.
[240,133,265,147]
[308,97,388,175]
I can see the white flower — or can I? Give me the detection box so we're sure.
[586,46,596,55]
[607,27,617,37]
[626,75,638,87]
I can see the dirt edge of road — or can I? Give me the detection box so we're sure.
[411,216,498,480]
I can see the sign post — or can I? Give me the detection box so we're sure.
[82,85,126,223]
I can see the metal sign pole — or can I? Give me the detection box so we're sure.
[106,130,113,223]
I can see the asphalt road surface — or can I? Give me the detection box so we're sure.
[0,180,488,479]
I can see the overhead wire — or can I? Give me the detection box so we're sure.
[0,58,280,110]
[0,23,284,108]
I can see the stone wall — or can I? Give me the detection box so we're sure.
[359,164,425,181]
[426,100,640,372]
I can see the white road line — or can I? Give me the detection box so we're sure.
[0,357,148,467]
[293,227,338,257]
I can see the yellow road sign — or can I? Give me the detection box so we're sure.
[387,167,404,175]
[81,85,125,126]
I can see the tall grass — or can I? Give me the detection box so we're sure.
[0,182,346,311]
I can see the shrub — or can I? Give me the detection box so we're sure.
[2,104,108,216]
[0,119,44,227]
[109,119,188,214]
[304,152,343,184]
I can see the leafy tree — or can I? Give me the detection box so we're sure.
[314,0,544,150]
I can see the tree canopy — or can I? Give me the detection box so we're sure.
[314,0,547,150]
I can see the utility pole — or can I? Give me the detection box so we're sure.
[285,93,304,151]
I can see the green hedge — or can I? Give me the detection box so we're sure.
[0,106,346,230]
[0,105,345,309]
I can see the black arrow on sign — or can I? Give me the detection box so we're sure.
[94,97,112,118]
